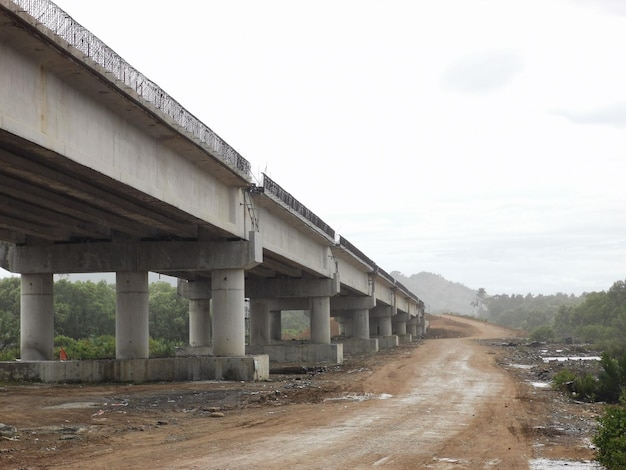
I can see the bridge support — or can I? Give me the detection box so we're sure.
[185,281,212,347]
[270,310,282,341]
[116,271,149,359]
[211,269,246,356]
[379,316,393,336]
[249,299,271,346]
[20,273,54,361]
[407,317,419,338]
[352,309,370,339]
[310,297,331,344]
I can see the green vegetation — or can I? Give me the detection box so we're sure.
[281,311,309,339]
[0,277,188,359]
[594,394,626,470]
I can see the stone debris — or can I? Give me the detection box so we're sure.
[0,423,17,439]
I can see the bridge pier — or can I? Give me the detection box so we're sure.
[369,305,399,349]
[352,308,370,339]
[185,280,212,347]
[116,271,149,359]
[310,296,331,344]
[211,269,246,356]
[270,310,282,341]
[249,298,271,346]
[20,273,54,361]
[379,315,393,336]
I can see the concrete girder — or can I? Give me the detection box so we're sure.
[245,275,339,299]
[3,232,263,273]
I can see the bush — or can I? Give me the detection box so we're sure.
[553,369,577,392]
[552,369,599,402]
[529,325,554,342]
[594,395,626,469]
[54,335,115,360]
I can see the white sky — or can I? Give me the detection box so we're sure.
[3,0,626,296]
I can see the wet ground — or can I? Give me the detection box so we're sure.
[0,315,608,469]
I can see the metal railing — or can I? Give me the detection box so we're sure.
[262,173,335,240]
[338,235,376,269]
[9,0,251,176]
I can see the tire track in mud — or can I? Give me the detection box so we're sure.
[182,338,531,469]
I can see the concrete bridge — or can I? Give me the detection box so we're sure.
[0,0,426,382]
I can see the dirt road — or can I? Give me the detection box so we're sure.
[0,316,598,469]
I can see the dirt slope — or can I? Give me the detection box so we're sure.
[0,315,598,469]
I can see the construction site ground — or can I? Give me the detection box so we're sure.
[0,315,604,469]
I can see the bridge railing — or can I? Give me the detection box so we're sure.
[338,236,376,270]
[9,0,251,177]
[262,173,335,241]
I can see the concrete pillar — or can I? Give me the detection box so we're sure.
[116,271,149,359]
[189,298,212,347]
[343,314,354,337]
[181,280,212,347]
[211,269,245,356]
[353,309,370,339]
[20,273,54,361]
[408,318,418,337]
[310,296,331,344]
[270,310,282,341]
[336,316,345,335]
[249,299,271,346]
[394,319,407,335]
[379,316,393,336]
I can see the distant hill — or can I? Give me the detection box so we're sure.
[391,271,478,316]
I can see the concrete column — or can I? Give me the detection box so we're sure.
[20,273,54,361]
[336,316,345,335]
[394,319,407,335]
[353,309,370,339]
[343,314,354,337]
[310,296,331,344]
[181,280,212,347]
[408,318,418,337]
[212,269,245,356]
[249,299,271,346]
[270,310,282,341]
[379,316,393,336]
[189,298,212,347]
[116,271,149,359]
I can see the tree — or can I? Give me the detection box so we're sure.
[0,277,20,350]
[54,280,115,339]
[594,394,626,469]
[149,281,188,343]
[471,288,488,318]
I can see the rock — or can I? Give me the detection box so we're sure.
[0,424,17,439]
[209,412,225,418]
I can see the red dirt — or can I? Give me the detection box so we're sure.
[0,315,601,469]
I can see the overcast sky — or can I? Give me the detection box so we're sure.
[4,0,626,296]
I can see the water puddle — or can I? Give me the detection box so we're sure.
[529,458,603,469]
[530,381,551,389]
[542,356,601,363]
[323,393,393,403]
[508,363,534,369]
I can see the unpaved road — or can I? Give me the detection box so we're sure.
[0,316,599,469]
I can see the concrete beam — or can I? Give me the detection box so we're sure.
[369,304,392,318]
[5,232,262,273]
[245,275,339,299]
[330,295,376,311]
